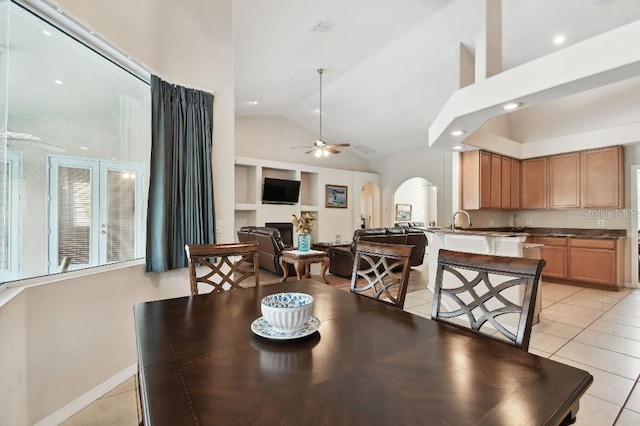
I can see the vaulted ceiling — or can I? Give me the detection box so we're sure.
[233,0,640,159]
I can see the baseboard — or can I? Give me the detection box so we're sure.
[34,363,137,426]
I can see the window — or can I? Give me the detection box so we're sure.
[1,1,151,285]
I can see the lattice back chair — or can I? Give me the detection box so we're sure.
[432,249,545,351]
[350,241,414,309]
[185,242,260,295]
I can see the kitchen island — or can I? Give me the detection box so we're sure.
[425,227,542,324]
[425,228,529,288]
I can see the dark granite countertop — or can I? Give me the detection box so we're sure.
[471,227,626,239]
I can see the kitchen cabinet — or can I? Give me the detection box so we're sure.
[501,157,511,209]
[510,159,520,210]
[568,238,624,289]
[491,154,502,209]
[531,236,567,279]
[581,146,624,208]
[460,150,492,210]
[549,152,580,208]
[521,157,548,209]
[528,235,624,290]
[460,150,518,210]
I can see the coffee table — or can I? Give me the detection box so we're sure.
[279,249,330,284]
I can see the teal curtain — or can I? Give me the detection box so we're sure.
[146,75,215,272]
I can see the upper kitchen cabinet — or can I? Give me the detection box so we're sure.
[460,150,520,210]
[491,154,502,209]
[500,156,511,209]
[521,157,548,209]
[549,152,581,209]
[460,150,492,210]
[581,146,624,208]
[510,159,520,210]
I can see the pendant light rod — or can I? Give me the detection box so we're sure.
[318,68,323,141]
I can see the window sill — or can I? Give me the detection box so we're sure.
[0,258,145,309]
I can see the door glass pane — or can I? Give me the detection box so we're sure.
[58,166,91,266]
[106,169,136,262]
[0,160,9,270]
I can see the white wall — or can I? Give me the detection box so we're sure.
[0,0,235,424]
[370,147,453,228]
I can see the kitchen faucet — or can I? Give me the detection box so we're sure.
[451,210,472,230]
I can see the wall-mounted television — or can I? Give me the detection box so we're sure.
[262,177,301,205]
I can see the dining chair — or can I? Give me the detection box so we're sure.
[350,241,414,309]
[432,249,545,351]
[185,242,260,295]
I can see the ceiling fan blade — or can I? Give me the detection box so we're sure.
[325,147,340,154]
[291,145,315,149]
[328,143,350,148]
[305,149,316,154]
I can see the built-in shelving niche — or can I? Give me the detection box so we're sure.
[234,163,257,206]
[300,171,319,207]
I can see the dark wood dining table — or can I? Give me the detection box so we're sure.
[134,279,592,425]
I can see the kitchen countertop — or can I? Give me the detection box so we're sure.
[424,227,528,238]
[447,227,627,240]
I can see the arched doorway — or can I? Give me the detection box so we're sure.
[393,177,437,227]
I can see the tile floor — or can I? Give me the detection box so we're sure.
[63,281,640,425]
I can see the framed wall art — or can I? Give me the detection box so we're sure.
[395,203,412,221]
[326,184,348,208]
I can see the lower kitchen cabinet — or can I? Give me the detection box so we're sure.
[568,238,624,289]
[532,237,568,280]
[528,236,624,290]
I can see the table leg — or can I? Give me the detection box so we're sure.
[320,257,330,284]
[279,258,288,283]
[293,260,304,280]
[304,262,311,278]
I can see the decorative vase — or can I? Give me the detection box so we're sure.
[298,233,311,252]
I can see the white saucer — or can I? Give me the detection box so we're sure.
[251,316,321,340]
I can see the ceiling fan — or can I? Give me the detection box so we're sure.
[1,130,66,152]
[292,69,350,158]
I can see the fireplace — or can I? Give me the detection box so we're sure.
[265,222,294,247]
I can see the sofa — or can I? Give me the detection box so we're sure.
[237,226,295,275]
[328,227,428,278]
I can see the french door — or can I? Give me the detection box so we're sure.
[47,156,144,273]
[0,151,22,281]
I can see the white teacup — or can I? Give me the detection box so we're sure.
[261,292,314,333]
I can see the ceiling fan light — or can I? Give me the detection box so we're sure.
[314,149,322,158]
[322,149,330,157]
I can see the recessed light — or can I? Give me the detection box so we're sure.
[89,30,96,36]
[453,145,464,150]
[126,56,133,60]
[248,100,259,105]
[80,146,88,150]
[56,8,63,14]
[503,102,523,111]
[54,79,63,85]
[553,34,566,45]
[450,130,466,137]
[42,30,52,36]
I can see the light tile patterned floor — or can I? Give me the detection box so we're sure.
[62,278,640,426]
